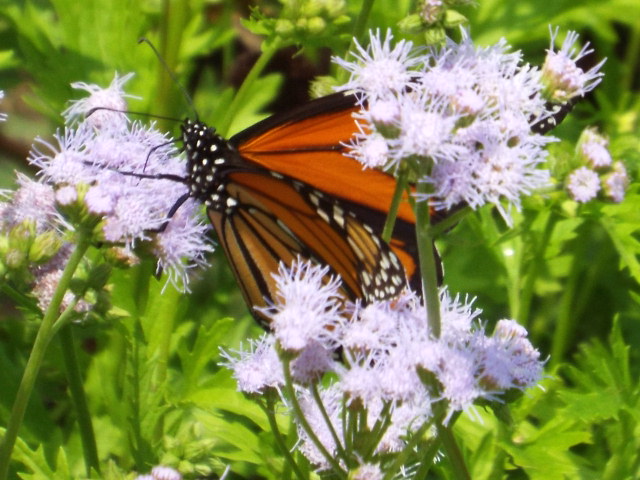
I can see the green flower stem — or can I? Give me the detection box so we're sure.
[310,383,347,462]
[281,355,347,479]
[621,23,640,95]
[260,396,306,480]
[157,0,190,122]
[58,325,100,477]
[218,37,283,138]
[360,401,392,459]
[436,422,471,480]
[346,405,358,454]
[381,169,410,244]
[150,286,181,444]
[50,297,80,338]
[551,235,603,366]
[415,181,441,337]
[428,205,472,238]
[335,0,375,85]
[0,235,90,480]
[517,212,556,327]
[352,0,375,43]
[411,438,441,479]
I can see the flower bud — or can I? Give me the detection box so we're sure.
[29,230,64,264]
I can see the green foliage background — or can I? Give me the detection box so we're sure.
[0,0,638,478]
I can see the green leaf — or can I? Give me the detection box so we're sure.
[11,436,71,480]
[600,194,640,284]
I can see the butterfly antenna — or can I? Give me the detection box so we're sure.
[138,37,198,120]
[86,106,183,123]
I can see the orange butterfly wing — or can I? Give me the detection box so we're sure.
[209,170,411,325]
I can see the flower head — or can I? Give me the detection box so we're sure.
[28,74,213,290]
[220,335,283,394]
[0,174,62,233]
[150,466,182,480]
[134,465,182,480]
[603,162,629,203]
[567,166,600,203]
[334,30,421,101]
[578,128,612,169]
[223,258,544,470]
[64,72,138,130]
[542,28,605,103]
[335,29,570,224]
[258,258,344,352]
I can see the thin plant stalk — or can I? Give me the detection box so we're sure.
[310,383,347,461]
[415,180,442,337]
[381,169,410,244]
[352,0,376,43]
[218,38,282,137]
[280,355,347,479]
[437,422,471,480]
[382,420,433,480]
[0,234,91,480]
[260,395,307,480]
[58,325,100,476]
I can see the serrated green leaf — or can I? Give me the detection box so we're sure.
[557,389,623,422]
[600,195,640,283]
[227,73,283,135]
[11,436,71,480]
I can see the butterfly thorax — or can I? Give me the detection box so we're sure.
[181,119,238,213]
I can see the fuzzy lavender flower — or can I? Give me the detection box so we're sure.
[541,28,605,103]
[334,29,581,224]
[567,166,600,203]
[351,463,384,480]
[603,162,629,203]
[220,335,284,394]
[224,260,544,470]
[0,174,63,233]
[150,465,182,480]
[64,72,137,130]
[578,128,612,169]
[333,30,421,102]
[134,465,182,480]
[258,258,344,352]
[28,74,213,290]
[482,319,543,389]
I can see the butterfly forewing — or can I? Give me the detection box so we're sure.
[232,93,416,225]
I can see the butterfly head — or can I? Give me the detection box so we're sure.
[181,119,237,213]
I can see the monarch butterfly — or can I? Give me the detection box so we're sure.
[168,90,571,326]
[179,92,421,326]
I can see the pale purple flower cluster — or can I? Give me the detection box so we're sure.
[567,128,628,203]
[0,174,62,233]
[567,167,601,203]
[27,74,213,289]
[0,175,81,312]
[542,28,605,104]
[223,259,543,469]
[334,29,604,223]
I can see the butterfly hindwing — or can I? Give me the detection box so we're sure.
[208,169,411,324]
